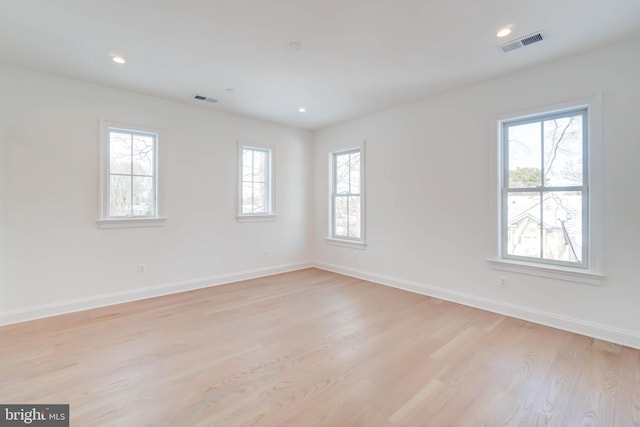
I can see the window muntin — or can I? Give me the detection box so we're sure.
[501,108,588,267]
[241,146,272,215]
[332,149,362,240]
[107,127,157,218]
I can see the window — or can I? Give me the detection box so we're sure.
[238,145,274,219]
[98,123,165,228]
[330,148,364,243]
[500,107,588,268]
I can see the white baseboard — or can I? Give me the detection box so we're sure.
[313,261,640,350]
[0,262,312,326]
[4,260,638,350]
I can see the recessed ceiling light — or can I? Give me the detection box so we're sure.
[112,56,126,64]
[298,107,307,113]
[289,42,302,51]
[497,27,512,38]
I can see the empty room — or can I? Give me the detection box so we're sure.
[1,0,639,426]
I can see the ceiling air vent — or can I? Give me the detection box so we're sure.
[499,31,544,53]
[193,95,218,103]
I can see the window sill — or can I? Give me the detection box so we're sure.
[97,217,167,229]
[324,237,367,250]
[236,214,277,223]
[488,258,604,286]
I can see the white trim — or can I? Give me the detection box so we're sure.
[2,260,636,349]
[324,237,367,249]
[312,261,640,350]
[487,258,603,285]
[97,217,167,229]
[99,120,166,227]
[0,262,312,326]
[328,141,366,243]
[236,214,277,223]
[491,95,604,278]
[238,140,275,217]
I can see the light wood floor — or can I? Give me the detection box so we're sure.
[1,268,639,426]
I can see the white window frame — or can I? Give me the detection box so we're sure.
[326,143,366,249]
[97,121,166,229]
[237,142,276,222]
[489,97,604,285]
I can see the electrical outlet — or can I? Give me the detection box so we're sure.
[499,277,508,288]
[137,264,146,274]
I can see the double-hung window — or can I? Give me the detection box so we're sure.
[238,145,274,220]
[500,107,588,267]
[98,123,164,228]
[330,148,364,243]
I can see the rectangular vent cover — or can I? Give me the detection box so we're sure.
[500,31,544,53]
[193,95,218,103]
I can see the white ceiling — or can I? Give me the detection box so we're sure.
[1,0,639,130]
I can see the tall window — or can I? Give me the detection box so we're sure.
[331,148,363,241]
[501,107,588,267]
[240,146,273,216]
[106,127,157,218]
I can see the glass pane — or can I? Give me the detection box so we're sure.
[350,152,361,194]
[242,182,253,214]
[506,192,541,258]
[243,149,253,181]
[507,122,541,188]
[109,131,132,174]
[132,135,155,176]
[334,196,348,237]
[253,150,266,183]
[132,176,154,216]
[252,182,266,213]
[542,191,583,263]
[109,175,131,216]
[336,153,350,194]
[543,115,583,186]
[348,196,361,239]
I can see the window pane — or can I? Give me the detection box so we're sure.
[253,150,266,183]
[506,192,541,258]
[348,196,361,239]
[541,191,583,263]
[507,122,541,188]
[543,115,583,187]
[242,182,253,214]
[109,131,132,174]
[110,175,132,216]
[242,149,253,181]
[350,152,361,194]
[132,135,155,176]
[132,176,154,216]
[252,182,266,213]
[336,154,350,194]
[334,196,348,237]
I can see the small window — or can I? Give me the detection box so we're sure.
[501,107,588,267]
[98,123,164,228]
[239,145,274,219]
[330,148,364,242]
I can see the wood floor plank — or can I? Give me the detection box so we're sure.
[2,268,639,426]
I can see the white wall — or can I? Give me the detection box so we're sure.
[0,65,312,322]
[2,36,639,348]
[313,36,640,347]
